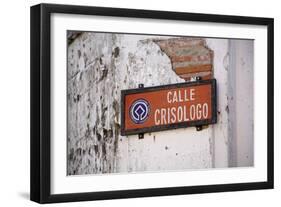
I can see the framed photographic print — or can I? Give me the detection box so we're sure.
[30,3,274,203]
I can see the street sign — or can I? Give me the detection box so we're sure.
[121,79,217,136]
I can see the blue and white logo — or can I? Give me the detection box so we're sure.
[130,99,150,124]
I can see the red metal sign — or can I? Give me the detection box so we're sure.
[121,79,217,136]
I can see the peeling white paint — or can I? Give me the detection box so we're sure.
[67,32,254,175]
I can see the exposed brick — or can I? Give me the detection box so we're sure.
[154,38,213,81]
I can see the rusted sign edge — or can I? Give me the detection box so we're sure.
[120,79,217,136]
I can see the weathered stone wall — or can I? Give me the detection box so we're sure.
[67,33,184,175]
[67,32,254,175]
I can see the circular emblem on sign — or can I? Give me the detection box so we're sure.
[130,99,150,124]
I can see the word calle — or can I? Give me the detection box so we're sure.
[167,89,195,103]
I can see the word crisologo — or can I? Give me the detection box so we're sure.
[130,99,150,124]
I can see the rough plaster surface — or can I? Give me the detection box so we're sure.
[67,33,185,175]
[67,32,254,175]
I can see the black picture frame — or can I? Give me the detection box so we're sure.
[30,3,274,204]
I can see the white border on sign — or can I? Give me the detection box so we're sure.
[51,13,267,194]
